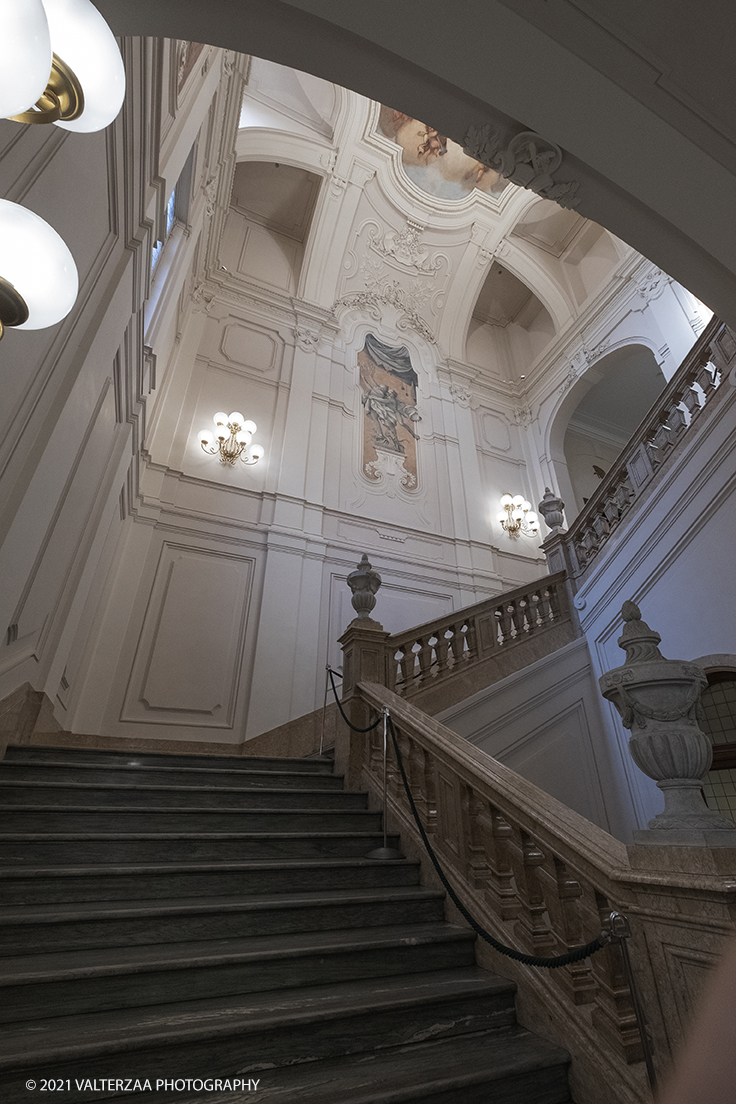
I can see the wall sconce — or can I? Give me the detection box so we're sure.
[199,412,265,466]
[0,198,78,339]
[1,0,125,131]
[497,493,539,537]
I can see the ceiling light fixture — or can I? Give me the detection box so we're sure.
[1,0,125,132]
[497,493,539,537]
[199,412,265,466]
[0,198,78,340]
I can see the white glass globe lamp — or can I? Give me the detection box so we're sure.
[228,411,245,428]
[0,199,78,338]
[250,444,265,462]
[5,0,125,132]
[0,0,52,118]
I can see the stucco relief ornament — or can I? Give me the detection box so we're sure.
[449,383,472,408]
[335,277,436,344]
[222,51,236,77]
[203,176,219,219]
[636,266,669,304]
[463,125,581,209]
[558,362,582,395]
[294,324,320,352]
[599,601,736,833]
[369,220,441,275]
[365,449,417,491]
[583,337,611,364]
[513,405,532,427]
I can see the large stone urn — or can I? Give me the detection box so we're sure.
[599,600,735,834]
[346,553,382,625]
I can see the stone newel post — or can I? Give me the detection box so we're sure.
[599,600,736,836]
[337,554,391,785]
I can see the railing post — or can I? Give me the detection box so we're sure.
[336,552,391,787]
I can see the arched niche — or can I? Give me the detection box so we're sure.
[548,343,666,522]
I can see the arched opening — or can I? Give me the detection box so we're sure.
[555,345,666,518]
[466,262,556,383]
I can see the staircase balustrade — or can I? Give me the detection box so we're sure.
[385,572,571,698]
[555,317,736,579]
[336,680,736,1104]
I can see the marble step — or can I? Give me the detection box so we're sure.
[0,922,478,1023]
[0,969,518,1103]
[0,829,402,865]
[3,746,335,773]
[0,780,367,809]
[0,885,446,954]
[0,856,421,905]
[130,1029,571,1104]
[0,805,382,834]
[0,760,346,790]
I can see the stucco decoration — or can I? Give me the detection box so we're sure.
[449,383,472,408]
[335,279,436,344]
[368,220,441,276]
[378,106,507,200]
[463,125,581,209]
[359,334,421,491]
[636,266,669,304]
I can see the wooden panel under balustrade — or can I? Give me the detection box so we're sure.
[385,572,578,715]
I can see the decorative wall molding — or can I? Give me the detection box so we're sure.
[368,219,441,276]
[334,281,436,344]
[294,322,321,352]
[636,266,670,304]
[449,383,472,408]
[463,126,581,209]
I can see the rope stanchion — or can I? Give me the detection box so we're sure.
[327,667,383,733]
[365,708,405,861]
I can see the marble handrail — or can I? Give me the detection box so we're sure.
[385,571,570,697]
[563,317,736,577]
[350,680,736,1103]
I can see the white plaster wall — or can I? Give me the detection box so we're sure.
[437,638,635,840]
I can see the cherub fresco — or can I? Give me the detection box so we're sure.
[378,106,507,201]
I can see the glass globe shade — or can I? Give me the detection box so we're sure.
[213,412,229,427]
[512,508,523,521]
[521,499,531,512]
[228,411,245,427]
[512,495,524,508]
[0,0,52,118]
[496,511,507,523]
[0,199,78,329]
[242,420,257,435]
[235,429,251,445]
[43,0,125,133]
[500,493,513,508]
[526,511,539,526]
[199,430,214,447]
[250,444,265,461]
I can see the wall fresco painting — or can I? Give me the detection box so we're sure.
[359,334,421,490]
[378,106,508,201]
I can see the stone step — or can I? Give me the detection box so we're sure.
[0,780,367,809]
[132,1030,572,1104]
[0,761,346,790]
[0,922,478,1023]
[2,746,335,773]
[0,829,402,865]
[0,805,382,834]
[0,885,446,954]
[0,856,421,905]
[0,969,518,1103]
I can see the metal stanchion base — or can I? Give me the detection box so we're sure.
[365,845,405,860]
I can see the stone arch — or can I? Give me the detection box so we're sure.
[546,342,666,522]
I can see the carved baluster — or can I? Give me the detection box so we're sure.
[524,591,540,631]
[415,637,433,684]
[589,890,642,1064]
[463,616,478,660]
[494,604,513,645]
[463,788,493,890]
[541,858,597,1006]
[547,583,562,621]
[434,628,450,676]
[397,645,413,692]
[422,747,438,835]
[693,357,718,397]
[479,806,520,921]
[508,829,556,955]
[592,513,610,543]
[668,399,689,440]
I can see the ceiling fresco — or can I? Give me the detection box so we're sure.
[378,106,509,201]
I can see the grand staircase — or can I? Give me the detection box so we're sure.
[0,744,573,1103]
